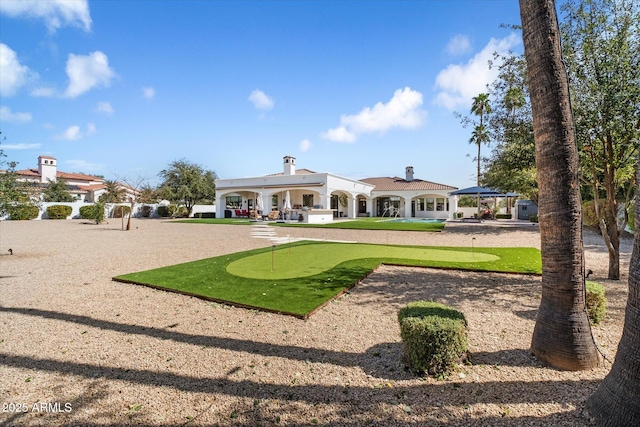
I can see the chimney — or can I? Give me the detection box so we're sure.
[283,155,296,175]
[38,155,58,183]
[405,166,414,181]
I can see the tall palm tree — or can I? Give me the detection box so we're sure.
[519,0,600,370]
[470,93,491,217]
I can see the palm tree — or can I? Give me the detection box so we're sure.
[470,93,491,217]
[519,0,600,370]
[99,180,125,203]
[504,86,526,120]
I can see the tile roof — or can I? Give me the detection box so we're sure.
[15,169,103,182]
[361,176,458,192]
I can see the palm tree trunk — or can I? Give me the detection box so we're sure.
[519,0,600,370]
[585,155,640,424]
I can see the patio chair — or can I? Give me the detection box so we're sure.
[234,209,242,217]
[241,209,249,217]
[267,211,280,220]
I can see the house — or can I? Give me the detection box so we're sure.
[214,156,458,220]
[14,155,136,202]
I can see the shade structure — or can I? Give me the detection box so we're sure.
[449,186,505,197]
[256,192,264,212]
[284,191,291,211]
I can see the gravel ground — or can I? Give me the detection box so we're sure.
[0,218,632,426]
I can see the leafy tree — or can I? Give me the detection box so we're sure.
[42,178,74,202]
[561,0,640,280]
[483,52,538,201]
[157,159,217,217]
[0,134,40,216]
[520,0,600,370]
[98,180,125,204]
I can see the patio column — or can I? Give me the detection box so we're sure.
[349,195,357,218]
[403,196,411,218]
[318,193,331,210]
[367,198,374,217]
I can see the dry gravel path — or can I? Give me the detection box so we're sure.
[0,218,632,426]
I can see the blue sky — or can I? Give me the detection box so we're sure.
[0,0,523,188]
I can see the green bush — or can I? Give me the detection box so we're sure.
[46,205,72,219]
[586,281,606,325]
[79,204,105,224]
[8,203,39,220]
[157,204,186,218]
[398,301,468,377]
[582,200,599,227]
[111,205,131,218]
[140,205,153,218]
[495,214,512,219]
[529,214,539,223]
[628,202,635,232]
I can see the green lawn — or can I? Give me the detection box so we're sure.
[113,242,541,319]
[175,217,446,231]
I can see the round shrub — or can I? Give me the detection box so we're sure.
[46,204,72,219]
[140,205,153,218]
[79,204,105,224]
[157,204,186,218]
[157,204,172,217]
[111,205,131,218]
[586,281,606,325]
[8,203,39,220]
[398,301,468,377]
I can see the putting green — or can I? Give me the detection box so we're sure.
[226,243,500,279]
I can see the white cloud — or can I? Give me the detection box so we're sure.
[142,86,155,99]
[434,33,521,110]
[299,139,312,152]
[64,51,116,98]
[2,143,41,150]
[55,123,96,141]
[321,87,426,143]
[95,101,114,115]
[0,0,92,32]
[249,89,274,110]
[0,106,32,123]
[30,86,55,97]
[321,126,357,143]
[445,35,472,56]
[0,43,37,97]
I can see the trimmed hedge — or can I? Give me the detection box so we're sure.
[495,214,512,219]
[398,301,468,377]
[586,281,606,325]
[79,204,105,224]
[111,205,131,218]
[46,205,72,219]
[8,204,39,220]
[140,205,153,218]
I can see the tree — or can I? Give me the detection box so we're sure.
[561,0,640,280]
[470,93,492,217]
[43,178,74,202]
[519,0,600,370]
[585,154,640,425]
[98,180,125,204]
[483,52,539,201]
[157,159,217,217]
[0,134,40,217]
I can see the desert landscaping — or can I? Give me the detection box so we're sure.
[0,218,632,426]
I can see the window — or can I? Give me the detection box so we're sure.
[303,194,314,207]
[436,198,445,211]
[426,198,435,211]
[226,196,242,208]
[272,195,278,209]
[417,198,425,211]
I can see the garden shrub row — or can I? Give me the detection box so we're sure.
[495,214,512,219]
[398,301,468,378]
[586,281,606,325]
[46,205,72,219]
[157,204,187,218]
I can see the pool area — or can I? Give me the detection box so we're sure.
[384,218,447,223]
